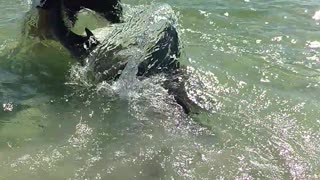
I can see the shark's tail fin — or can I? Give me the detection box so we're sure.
[163,69,203,115]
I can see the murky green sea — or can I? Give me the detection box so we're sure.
[1,0,320,179]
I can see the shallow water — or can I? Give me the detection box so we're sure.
[1,0,320,179]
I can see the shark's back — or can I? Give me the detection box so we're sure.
[87,4,181,81]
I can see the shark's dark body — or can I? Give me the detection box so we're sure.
[26,0,199,114]
[23,0,122,39]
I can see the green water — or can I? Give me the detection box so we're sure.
[1,0,320,179]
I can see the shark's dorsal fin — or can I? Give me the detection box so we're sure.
[85,28,94,38]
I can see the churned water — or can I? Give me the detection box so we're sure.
[1,0,320,179]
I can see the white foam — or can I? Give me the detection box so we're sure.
[307,41,320,48]
[312,10,320,20]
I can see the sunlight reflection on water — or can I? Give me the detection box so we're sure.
[0,0,320,179]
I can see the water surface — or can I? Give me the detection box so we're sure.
[0,0,320,179]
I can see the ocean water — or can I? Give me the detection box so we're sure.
[0,0,320,179]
